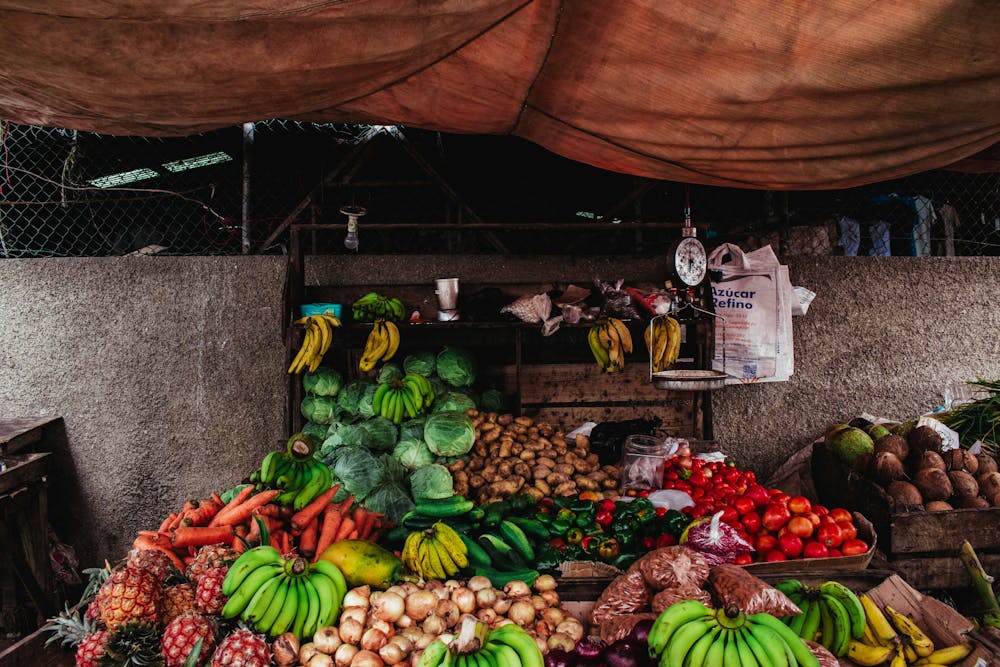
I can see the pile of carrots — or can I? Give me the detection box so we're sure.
[132,484,383,571]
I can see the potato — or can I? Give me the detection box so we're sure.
[576,477,599,491]
[586,453,599,465]
[482,429,502,444]
[574,434,589,448]
[498,461,513,476]
[528,427,540,438]
[519,450,536,461]
[453,470,469,483]
[498,414,513,426]
[515,416,534,427]
[546,473,570,486]
[469,474,486,488]
[532,465,553,480]
[534,479,551,496]
[553,463,575,476]
[537,457,557,469]
[479,421,497,433]
[587,470,608,483]
[537,422,554,437]
[554,482,577,496]
[467,457,484,471]
[524,487,544,501]
[571,459,592,474]
[602,478,618,489]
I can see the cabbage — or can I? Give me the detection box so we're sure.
[301,396,338,425]
[393,438,435,471]
[323,422,370,450]
[428,376,447,398]
[436,347,477,387]
[479,388,508,413]
[334,447,383,499]
[432,392,477,415]
[377,363,404,384]
[336,380,367,416]
[301,421,329,442]
[362,416,398,452]
[403,351,437,377]
[400,417,425,443]
[424,410,475,456]
[303,367,342,397]
[364,455,415,523]
[410,463,454,501]
[358,383,378,418]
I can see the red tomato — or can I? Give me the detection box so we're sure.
[733,553,753,565]
[813,505,829,517]
[690,472,708,488]
[665,471,679,481]
[764,549,788,562]
[787,516,815,539]
[837,521,858,542]
[827,548,843,558]
[745,484,770,508]
[803,541,829,559]
[690,502,715,518]
[787,496,812,514]
[778,533,804,558]
[770,491,791,505]
[733,496,756,516]
[744,471,757,484]
[756,534,778,552]
[656,533,678,548]
[741,512,762,534]
[762,503,792,532]
[691,487,705,499]
[841,539,870,556]
[817,523,844,548]
[719,507,740,524]
[829,508,853,523]
[804,512,821,527]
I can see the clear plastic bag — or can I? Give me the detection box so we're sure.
[684,511,754,566]
[595,279,641,320]
[706,564,801,616]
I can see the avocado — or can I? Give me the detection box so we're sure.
[867,423,891,441]
[829,426,875,466]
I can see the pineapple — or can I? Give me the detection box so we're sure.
[161,584,197,626]
[185,545,238,585]
[77,630,111,667]
[161,614,216,667]
[193,568,227,616]
[44,604,108,667]
[127,549,177,585]
[97,567,163,631]
[210,629,270,667]
[99,622,163,666]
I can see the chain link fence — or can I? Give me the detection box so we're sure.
[1,120,997,258]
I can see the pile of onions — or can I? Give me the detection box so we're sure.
[293,575,584,667]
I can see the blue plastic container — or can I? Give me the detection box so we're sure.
[299,303,343,318]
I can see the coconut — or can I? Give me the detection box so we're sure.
[944,449,979,475]
[913,467,952,502]
[978,471,1000,501]
[925,500,954,512]
[947,470,979,499]
[853,453,874,476]
[915,450,946,472]
[886,481,923,509]
[957,496,990,509]
[875,434,909,461]
[977,453,998,476]
[873,452,907,484]
[992,491,1000,508]
[908,425,943,456]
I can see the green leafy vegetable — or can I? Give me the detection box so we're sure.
[301,396,338,425]
[424,410,475,456]
[362,416,399,452]
[393,438,435,471]
[377,363,404,384]
[364,455,415,522]
[409,463,454,501]
[302,367,342,397]
[479,388,508,412]
[358,383,378,418]
[301,422,329,442]
[432,391,477,415]
[436,346,478,387]
[336,380,368,416]
[400,417,425,443]
[403,351,437,377]
[334,447,383,500]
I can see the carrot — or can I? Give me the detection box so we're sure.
[209,485,256,526]
[269,531,281,551]
[158,513,177,533]
[213,490,280,527]
[313,506,342,561]
[334,517,355,543]
[254,504,281,517]
[281,530,291,555]
[290,486,340,533]
[299,516,319,558]
[233,535,247,554]
[132,535,186,571]
[171,525,234,549]
[210,492,224,507]
[186,497,224,526]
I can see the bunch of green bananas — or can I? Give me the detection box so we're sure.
[848,592,972,666]
[373,372,434,423]
[359,319,401,373]
[288,314,341,374]
[418,621,543,667]
[401,521,469,580]
[587,317,632,373]
[647,599,822,667]
[645,315,682,372]
[775,579,866,658]
[352,292,405,322]
[220,546,347,640]
[250,434,332,510]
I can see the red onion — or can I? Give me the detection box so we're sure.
[543,649,574,667]
[604,640,644,667]
[627,619,654,646]
[572,636,605,667]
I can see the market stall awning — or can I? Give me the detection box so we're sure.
[1,0,998,189]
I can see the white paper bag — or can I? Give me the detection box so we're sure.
[708,243,795,384]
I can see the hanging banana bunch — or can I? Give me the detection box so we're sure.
[358,318,400,372]
[645,316,682,372]
[288,314,342,374]
[587,317,632,373]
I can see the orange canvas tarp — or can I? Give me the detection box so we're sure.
[0,0,997,188]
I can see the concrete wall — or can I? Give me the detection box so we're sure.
[1,254,998,565]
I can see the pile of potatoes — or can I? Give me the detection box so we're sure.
[446,410,620,504]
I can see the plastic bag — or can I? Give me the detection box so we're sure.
[683,511,754,566]
[500,293,552,324]
[634,546,710,589]
[706,565,801,616]
[588,417,662,465]
[596,279,642,320]
[589,569,652,627]
[806,641,839,667]
[597,613,659,644]
[651,586,713,613]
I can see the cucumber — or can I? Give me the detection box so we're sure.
[458,532,492,568]
[473,566,540,590]
[477,533,525,570]
[507,517,550,542]
[412,496,475,518]
[499,520,535,562]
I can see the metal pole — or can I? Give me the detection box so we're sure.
[241,122,254,254]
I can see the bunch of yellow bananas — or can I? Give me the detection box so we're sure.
[645,316,682,372]
[288,314,341,374]
[850,593,973,666]
[358,319,400,373]
[587,318,632,373]
[401,521,469,580]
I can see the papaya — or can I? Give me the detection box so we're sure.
[319,539,405,590]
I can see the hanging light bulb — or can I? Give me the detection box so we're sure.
[340,205,366,251]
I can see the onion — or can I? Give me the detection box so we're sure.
[334,643,359,667]
[475,587,497,609]
[504,581,531,598]
[534,620,552,637]
[541,608,565,628]
[603,639,641,667]
[540,590,560,607]
[492,595,512,615]
[443,579,462,592]
[547,633,576,653]
[344,586,372,608]
[467,576,493,592]
[396,614,414,629]
[555,619,585,643]
[401,582,420,596]
[301,642,322,664]
[385,585,408,599]
[341,607,369,627]
[378,641,406,665]
[400,628,423,644]
[627,619,655,645]
[409,649,423,667]
[309,654,335,667]
[273,633,300,667]
[573,636,606,662]
[351,649,383,667]
[414,633,435,650]
[494,618,515,629]
[339,618,365,646]
[533,575,557,592]
[422,614,446,636]
[361,628,388,652]
[476,608,498,625]
[388,636,414,654]
[314,628,342,655]
[452,588,477,615]
[406,591,438,622]
[369,619,395,638]
[508,600,536,627]
[534,636,548,654]
[530,595,547,612]
[436,599,461,628]
[544,649,572,667]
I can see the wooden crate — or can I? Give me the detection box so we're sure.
[812,443,1000,589]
